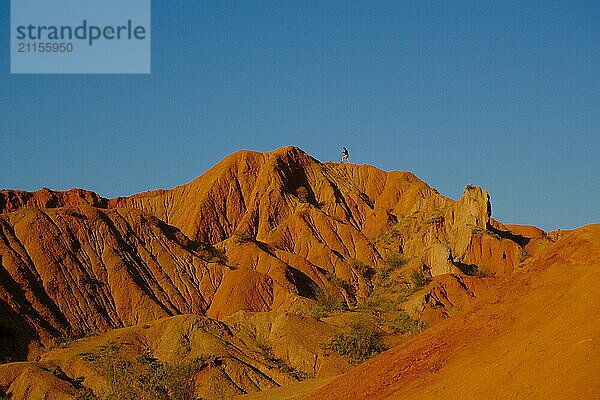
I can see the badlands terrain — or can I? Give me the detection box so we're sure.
[0,146,597,399]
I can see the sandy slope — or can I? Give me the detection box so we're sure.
[306,225,600,399]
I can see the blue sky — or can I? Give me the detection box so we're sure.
[1,1,598,231]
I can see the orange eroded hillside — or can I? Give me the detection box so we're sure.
[0,146,596,399]
[305,224,600,400]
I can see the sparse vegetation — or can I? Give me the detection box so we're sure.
[137,356,211,400]
[471,226,502,240]
[410,269,429,289]
[40,365,96,399]
[360,293,430,340]
[383,251,408,269]
[328,324,386,364]
[0,391,9,400]
[256,341,272,359]
[371,225,402,246]
[465,184,477,190]
[395,290,411,303]
[81,342,210,400]
[348,258,374,279]
[541,232,554,242]
[386,311,429,336]
[454,262,477,276]
[137,351,158,365]
[76,387,99,400]
[374,252,409,288]
[310,289,346,319]
[326,272,350,290]
[256,342,307,380]
[53,328,78,349]
[425,216,444,224]
[362,295,392,311]
[375,264,395,283]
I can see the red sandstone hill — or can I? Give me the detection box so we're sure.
[0,146,595,399]
[303,224,600,400]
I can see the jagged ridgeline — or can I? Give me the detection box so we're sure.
[0,146,577,399]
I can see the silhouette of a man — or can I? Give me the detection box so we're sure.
[341,147,350,163]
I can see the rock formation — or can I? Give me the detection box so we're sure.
[0,146,592,399]
[305,224,600,400]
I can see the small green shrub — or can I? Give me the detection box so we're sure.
[375,265,395,282]
[75,387,99,400]
[383,252,408,269]
[362,296,384,310]
[310,306,330,321]
[139,357,209,400]
[79,352,100,362]
[83,343,210,400]
[137,351,158,365]
[371,225,402,246]
[425,216,444,224]
[374,253,408,289]
[256,342,272,359]
[396,290,411,303]
[310,289,346,319]
[328,324,386,364]
[387,311,429,336]
[410,270,429,289]
[471,226,502,240]
[256,342,307,380]
[327,273,350,290]
[349,258,374,279]
[361,296,395,312]
[396,280,421,299]
[53,328,77,349]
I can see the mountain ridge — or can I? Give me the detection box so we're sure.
[0,146,593,399]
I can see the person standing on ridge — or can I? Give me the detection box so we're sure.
[341,147,350,163]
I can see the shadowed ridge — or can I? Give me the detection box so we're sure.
[108,145,423,244]
[0,206,236,360]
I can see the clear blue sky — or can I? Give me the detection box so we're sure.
[1,1,598,231]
